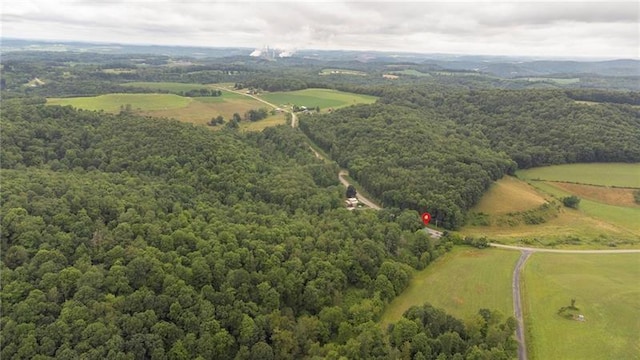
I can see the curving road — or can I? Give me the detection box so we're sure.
[338,170,382,210]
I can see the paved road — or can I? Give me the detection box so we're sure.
[490,243,640,254]
[512,251,531,360]
[338,170,381,210]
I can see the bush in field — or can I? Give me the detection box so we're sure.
[562,195,581,209]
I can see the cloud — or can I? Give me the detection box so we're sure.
[2,1,638,58]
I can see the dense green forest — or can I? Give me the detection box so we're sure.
[1,101,516,359]
[300,104,516,229]
[300,89,640,227]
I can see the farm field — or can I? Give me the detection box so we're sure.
[464,164,640,245]
[123,81,219,92]
[380,247,519,328]
[517,163,640,187]
[47,93,191,112]
[259,88,377,111]
[47,89,283,129]
[523,253,640,360]
[519,77,580,84]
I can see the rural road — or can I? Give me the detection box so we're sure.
[221,87,298,127]
[489,243,640,254]
[512,251,531,360]
[338,170,382,210]
[491,243,640,360]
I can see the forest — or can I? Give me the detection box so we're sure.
[1,100,516,359]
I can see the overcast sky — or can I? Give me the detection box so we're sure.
[3,0,639,59]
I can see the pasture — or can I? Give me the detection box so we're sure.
[523,253,640,360]
[390,69,432,77]
[380,247,518,328]
[517,163,640,188]
[259,88,377,111]
[123,81,217,92]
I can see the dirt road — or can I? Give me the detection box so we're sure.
[512,251,531,360]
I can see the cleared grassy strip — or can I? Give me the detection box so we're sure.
[523,253,640,360]
[472,176,548,214]
[380,247,519,328]
[47,93,191,112]
[240,114,287,132]
[520,77,580,84]
[260,89,377,110]
[517,163,640,188]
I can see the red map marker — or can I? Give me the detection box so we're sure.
[421,212,431,225]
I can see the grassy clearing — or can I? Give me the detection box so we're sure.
[47,93,191,112]
[523,253,640,360]
[239,114,287,132]
[380,247,518,328]
[517,163,640,188]
[472,176,548,214]
[259,88,377,111]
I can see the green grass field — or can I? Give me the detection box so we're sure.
[517,163,640,188]
[47,93,192,112]
[523,253,640,360]
[259,88,377,110]
[380,247,519,328]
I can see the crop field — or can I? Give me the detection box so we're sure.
[259,88,377,110]
[380,247,519,328]
[472,176,548,214]
[523,253,640,360]
[517,163,640,188]
[47,93,192,112]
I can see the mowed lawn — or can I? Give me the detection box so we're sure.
[259,88,377,110]
[517,163,640,188]
[523,253,640,360]
[380,247,519,328]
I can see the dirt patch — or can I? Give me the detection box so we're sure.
[551,182,639,208]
